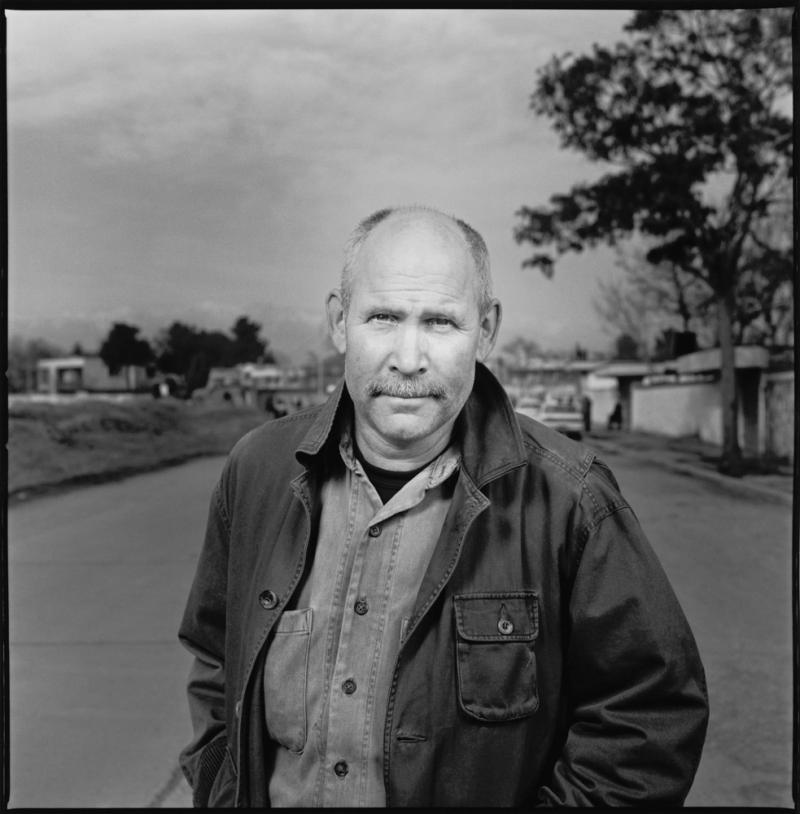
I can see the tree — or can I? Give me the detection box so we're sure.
[732,186,794,346]
[156,321,201,374]
[514,9,792,474]
[615,333,641,361]
[155,316,275,376]
[593,245,714,359]
[185,351,211,394]
[99,323,154,382]
[231,315,272,364]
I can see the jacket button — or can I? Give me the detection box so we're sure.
[498,619,514,635]
[334,760,348,777]
[368,524,381,537]
[354,597,369,615]
[342,678,357,695]
[234,700,242,718]
[259,589,279,609]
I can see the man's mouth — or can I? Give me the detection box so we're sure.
[368,381,446,400]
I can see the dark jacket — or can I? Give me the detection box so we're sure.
[178,363,709,807]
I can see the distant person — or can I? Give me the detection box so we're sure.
[273,397,288,418]
[178,205,708,807]
[608,401,623,430]
[581,393,592,432]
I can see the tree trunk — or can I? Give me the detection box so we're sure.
[717,288,744,476]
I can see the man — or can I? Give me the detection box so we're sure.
[178,205,708,807]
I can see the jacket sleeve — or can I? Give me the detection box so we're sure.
[177,479,232,807]
[537,502,710,806]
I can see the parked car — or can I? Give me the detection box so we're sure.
[536,393,584,440]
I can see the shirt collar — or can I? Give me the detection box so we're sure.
[338,423,461,490]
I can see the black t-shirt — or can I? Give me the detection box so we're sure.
[354,444,430,504]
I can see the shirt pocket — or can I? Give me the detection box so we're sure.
[263,607,312,753]
[453,591,540,722]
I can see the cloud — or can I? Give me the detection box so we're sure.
[8,10,631,168]
[7,9,636,355]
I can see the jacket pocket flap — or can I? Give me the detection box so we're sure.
[454,592,538,642]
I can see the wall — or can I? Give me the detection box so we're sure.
[83,357,149,391]
[583,387,618,430]
[631,380,724,441]
[631,370,795,462]
[582,373,618,430]
[764,370,794,460]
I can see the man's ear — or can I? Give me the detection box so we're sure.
[477,299,502,361]
[326,289,347,354]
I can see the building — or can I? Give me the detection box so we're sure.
[629,346,791,460]
[490,356,605,405]
[585,360,660,430]
[198,362,328,414]
[35,355,151,395]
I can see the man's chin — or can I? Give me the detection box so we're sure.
[373,411,437,444]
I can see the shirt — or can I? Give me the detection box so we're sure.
[265,425,460,806]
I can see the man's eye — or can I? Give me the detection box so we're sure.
[427,317,453,328]
[369,313,395,323]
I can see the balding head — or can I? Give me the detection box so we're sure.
[325,203,502,468]
[340,205,493,317]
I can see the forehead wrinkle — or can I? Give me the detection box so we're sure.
[351,219,478,309]
[355,271,476,313]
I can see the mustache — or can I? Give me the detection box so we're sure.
[367,377,447,400]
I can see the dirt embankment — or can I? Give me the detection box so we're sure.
[8,396,270,503]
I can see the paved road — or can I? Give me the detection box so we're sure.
[7,458,221,808]
[7,447,794,808]
[596,446,794,808]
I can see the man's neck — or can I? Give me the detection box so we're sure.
[353,422,453,472]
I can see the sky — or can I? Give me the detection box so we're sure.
[7,9,637,362]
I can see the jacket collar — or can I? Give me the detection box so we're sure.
[295,362,527,488]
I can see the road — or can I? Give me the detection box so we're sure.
[599,447,794,808]
[7,458,218,808]
[7,447,794,808]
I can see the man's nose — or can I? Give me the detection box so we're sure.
[389,324,427,375]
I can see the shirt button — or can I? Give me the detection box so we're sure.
[234,700,242,718]
[259,589,279,609]
[334,760,349,777]
[342,678,357,695]
[368,524,382,538]
[498,619,514,635]
[354,597,369,615]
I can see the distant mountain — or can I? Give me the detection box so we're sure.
[9,301,335,366]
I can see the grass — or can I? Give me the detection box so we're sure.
[8,395,270,502]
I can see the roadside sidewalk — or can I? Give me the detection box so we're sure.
[587,428,794,506]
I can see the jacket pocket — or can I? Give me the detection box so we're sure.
[263,608,312,753]
[453,591,539,722]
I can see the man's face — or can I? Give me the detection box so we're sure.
[327,213,500,467]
